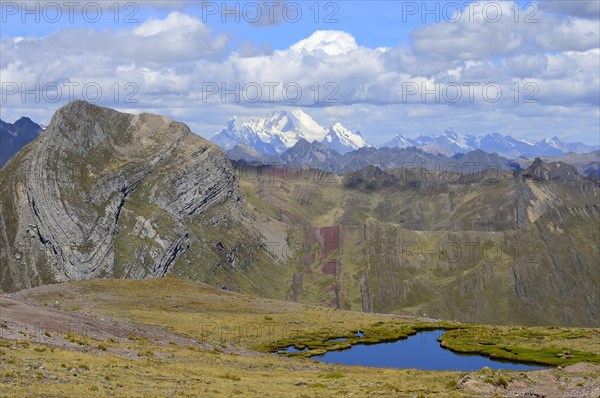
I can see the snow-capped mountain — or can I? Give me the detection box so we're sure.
[211,111,597,160]
[322,122,368,154]
[543,136,597,155]
[529,138,567,157]
[416,129,478,156]
[381,134,413,149]
[478,133,534,159]
[210,110,368,155]
[481,135,597,158]
[211,116,280,156]
[381,130,598,159]
[383,129,480,156]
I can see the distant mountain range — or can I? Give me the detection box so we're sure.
[210,110,368,155]
[226,134,600,177]
[229,138,513,174]
[209,109,598,160]
[383,129,599,159]
[0,117,44,167]
[2,110,597,175]
[2,101,599,327]
[513,151,600,177]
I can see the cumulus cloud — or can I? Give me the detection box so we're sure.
[412,1,599,61]
[535,17,600,52]
[290,30,358,56]
[540,0,600,19]
[1,12,228,78]
[0,4,598,143]
[133,11,205,36]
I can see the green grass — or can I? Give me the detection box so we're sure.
[439,327,600,366]
[1,278,598,397]
[236,167,600,327]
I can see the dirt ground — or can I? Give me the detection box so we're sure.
[456,362,600,397]
[0,294,209,359]
[2,285,599,397]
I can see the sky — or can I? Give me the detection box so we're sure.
[1,0,599,145]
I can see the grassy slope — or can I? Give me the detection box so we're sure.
[237,168,600,326]
[1,278,599,397]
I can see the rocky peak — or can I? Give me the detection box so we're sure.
[523,157,581,182]
[343,165,400,190]
[0,114,44,166]
[280,138,341,167]
[13,116,38,130]
[0,101,240,291]
[226,116,237,131]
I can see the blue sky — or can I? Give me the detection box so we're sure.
[2,1,536,49]
[1,0,599,145]
[1,1,442,44]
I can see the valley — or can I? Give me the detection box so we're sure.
[235,162,599,326]
[0,278,598,397]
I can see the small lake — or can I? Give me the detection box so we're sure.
[310,330,548,371]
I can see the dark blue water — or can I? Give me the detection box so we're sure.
[311,330,547,371]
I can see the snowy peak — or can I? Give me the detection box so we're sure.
[441,128,459,141]
[536,136,597,154]
[285,109,329,142]
[226,116,236,131]
[209,115,279,155]
[211,110,368,155]
[322,122,368,154]
[211,112,597,160]
[242,109,327,149]
[382,130,597,159]
[414,128,473,156]
[531,138,566,157]
[382,134,413,149]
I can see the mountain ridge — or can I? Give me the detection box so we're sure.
[383,130,598,158]
[2,102,598,327]
[209,109,598,160]
[230,138,515,174]
[211,109,368,155]
[0,101,288,297]
[0,116,44,167]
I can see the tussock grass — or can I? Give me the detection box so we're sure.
[1,278,598,397]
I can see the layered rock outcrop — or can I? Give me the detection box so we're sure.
[0,101,283,293]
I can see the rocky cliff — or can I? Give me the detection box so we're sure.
[0,101,289,296]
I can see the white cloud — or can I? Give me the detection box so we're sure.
[536,17,600,52]
[540,0,600,19]
[133,11,205,36]
[412,2,599,60]
[290,30,358,56]
[1,12,228,75]
[1,6,598,144]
